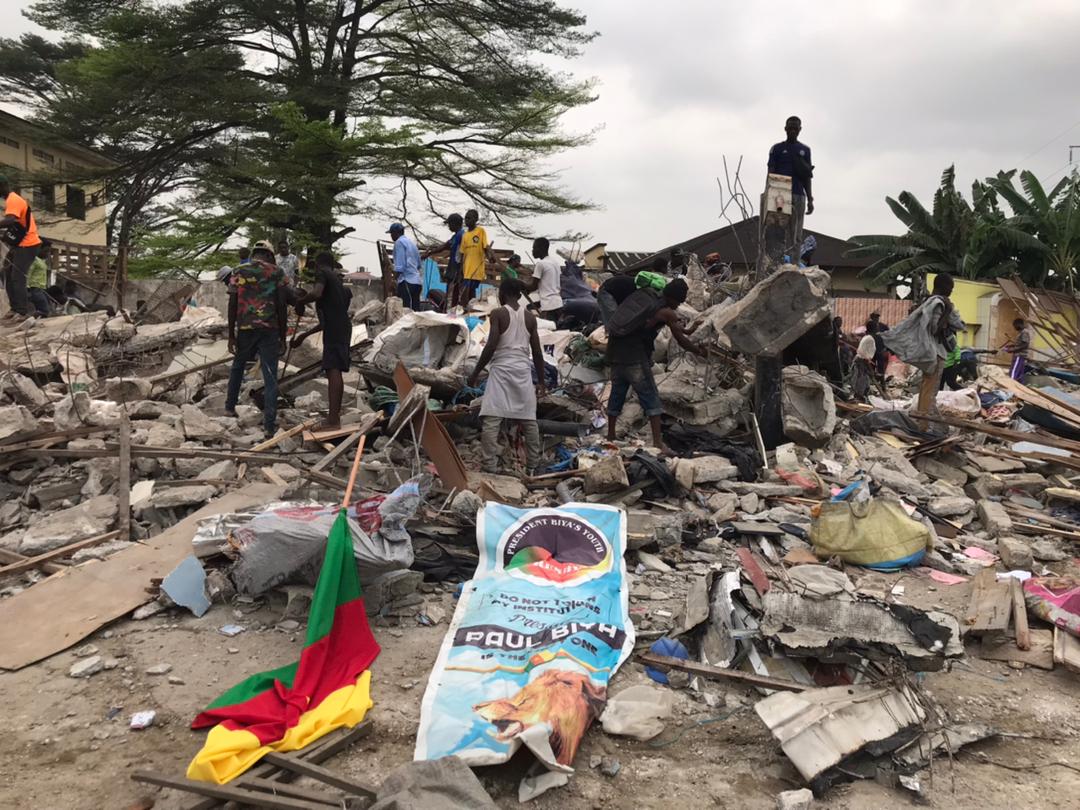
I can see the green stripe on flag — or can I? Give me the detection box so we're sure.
[305,509,362,645]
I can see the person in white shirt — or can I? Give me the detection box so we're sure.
[525,237,562,322]
[275,240,300,284]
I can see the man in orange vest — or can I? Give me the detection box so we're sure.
[0,175,43,320]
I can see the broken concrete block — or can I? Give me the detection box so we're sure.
[740,492,761,514]
[914,455,968,487]
[781,365,836,449]
[928,495,976,517]
[970,454,1025,473]
[977,500,1012,539]
[180,404,227,441]
[997,537,1033,571]
[706,492,739,520]
[868,462,929,498]
[103,316,137,341]
[583,454,629,495]
[997,473,1047,493]
[0,371,47,408]
[198,459,238,481]
[268,463,302,482]
[721,269,831,356]
[966,475,1004,501]
[450,490,483,521]
[0,404,39,442]
[104,377,153,404]
[69,655,104,678]
[364,570,424,613]
[149,485,218,510]
[80,456,119,497]
[1031,539,1067,562]
[777,788,814,810]
[19,494,117,555]
[146,423,185,448]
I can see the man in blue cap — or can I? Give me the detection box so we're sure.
[388,222,421,310]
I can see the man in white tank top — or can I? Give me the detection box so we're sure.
[468,279,547,474]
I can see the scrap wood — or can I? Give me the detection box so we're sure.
[0,547,64,575]
[0,425,110,452]
[131,771,332,810]
[262,753,376,799]
[1044,486,1080,504]
[979,629,1054,670]
[262,467,289,487]
[310,428,367,473]
[919,413,1080,454]
[251,419,317,453]
[998,376,1080,428]
[234,776,343,806]
[638,652,809,692]
[393,362,469,492]
[735,547,771,596]
[0,530,122,577]
[965,568,1012,635]
[1005,504,1080,533]
[1012,522,1080,541]
[148,354,233,386]
[1010,578,1031,651]
[188,722,373,810]
[118,411,131,543]
[0,483,283,671]
[1054,627,1080,673]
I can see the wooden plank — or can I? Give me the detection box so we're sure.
[1045,487,1080,504]
[0,425,110,452]
[117,412,131,543]
[964,568,1012,635]
[1010,578,1031,651]
[149,354,232,385]
[130,771,331,810]
[187,722,373,810]
[311,429,365,473]
[1054,627,1080,673]
[979,629,1054,670]
[0,484,283,670]
[638,652,808,692]
[262,467,289,487]
[251,420,317,453]
[237,776,343,807]
[261,753,377,799]
[730,522,788,537]
[393,362,469,492]
[0,530,121,577]
[0,547,65,575]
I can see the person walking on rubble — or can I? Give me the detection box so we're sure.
[605,278,706,452]
[468,278,547,475]
[291,251,353,430]
[767,116,814,252]
[1003,317,1033,381]
[883,272,964,427]
[225,240,288,438]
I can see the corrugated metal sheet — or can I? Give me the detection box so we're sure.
[832,297,911,331]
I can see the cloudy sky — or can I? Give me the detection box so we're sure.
[9,0,1080,267]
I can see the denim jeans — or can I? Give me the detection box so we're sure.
[397,280,422,310]
[3,245,35,316]
[226,328,280,432]
[607,362,663,417]
[28,287,50,316]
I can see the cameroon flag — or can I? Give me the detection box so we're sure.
[188,509,380,783]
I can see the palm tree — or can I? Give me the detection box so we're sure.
[987,169,1080,293]
[849,166,1039,298]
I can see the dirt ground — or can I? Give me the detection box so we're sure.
[2,569,1080,810]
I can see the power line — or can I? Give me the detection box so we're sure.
[1017,117,1080,165]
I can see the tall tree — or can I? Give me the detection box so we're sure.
[1,0,596,266]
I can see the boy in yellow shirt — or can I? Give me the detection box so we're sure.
[458,208,496,307]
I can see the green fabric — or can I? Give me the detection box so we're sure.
[305,509,362,644]
[205,661,298,710]
[28,257,47,289]
[943,345,962,369]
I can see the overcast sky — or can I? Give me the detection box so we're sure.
[9,0,1080,268]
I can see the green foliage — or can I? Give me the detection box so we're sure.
[0,0,597,273]
[849,165,1074,293]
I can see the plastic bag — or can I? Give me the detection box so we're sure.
[599,685,674,741]
[810,499,931,570]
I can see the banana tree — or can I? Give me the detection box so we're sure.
[987,169,1080,293]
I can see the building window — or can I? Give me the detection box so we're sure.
[0,136,18,149]
[32,148,55,165]
[34,184,56,212]
[65,185,86,220]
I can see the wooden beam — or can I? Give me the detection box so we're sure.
[0,547,64,575]
[1010,578,1031,651]
[311,429,365,473]
[238,776,343,807]
[130,771,333,810]
[637,652,809,692]
[252,420,317,453]
[149,354,232,385]
[0,530,121,577]
[261,753,377,799]
[117,412,131,543]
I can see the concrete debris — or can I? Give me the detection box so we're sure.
[69,655,105,679]
[997,536,1034,571]
[721,268,831,356]
[583,453,629,494]
[15,494,117,555]
[148,484,218,510]
[977,500,1013,538]
[0,405,39,442]
[776,789,814,810]
[781,365,836,448]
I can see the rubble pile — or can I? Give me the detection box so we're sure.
[2,264,1080,809]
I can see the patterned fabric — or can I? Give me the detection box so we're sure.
[230,259,283,330]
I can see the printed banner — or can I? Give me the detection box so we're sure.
[415,503,634,772]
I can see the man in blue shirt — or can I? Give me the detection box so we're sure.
[389,222,422,310]
[768,115,814,253]
[422,213,464,311]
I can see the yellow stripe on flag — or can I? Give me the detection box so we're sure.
[187,671,373,784]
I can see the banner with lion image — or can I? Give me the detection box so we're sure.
[415,502,634,776]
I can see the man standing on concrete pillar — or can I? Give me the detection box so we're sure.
[768,116,814,255]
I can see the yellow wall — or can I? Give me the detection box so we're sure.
[0,124,109,246]
[927,274,997,348]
